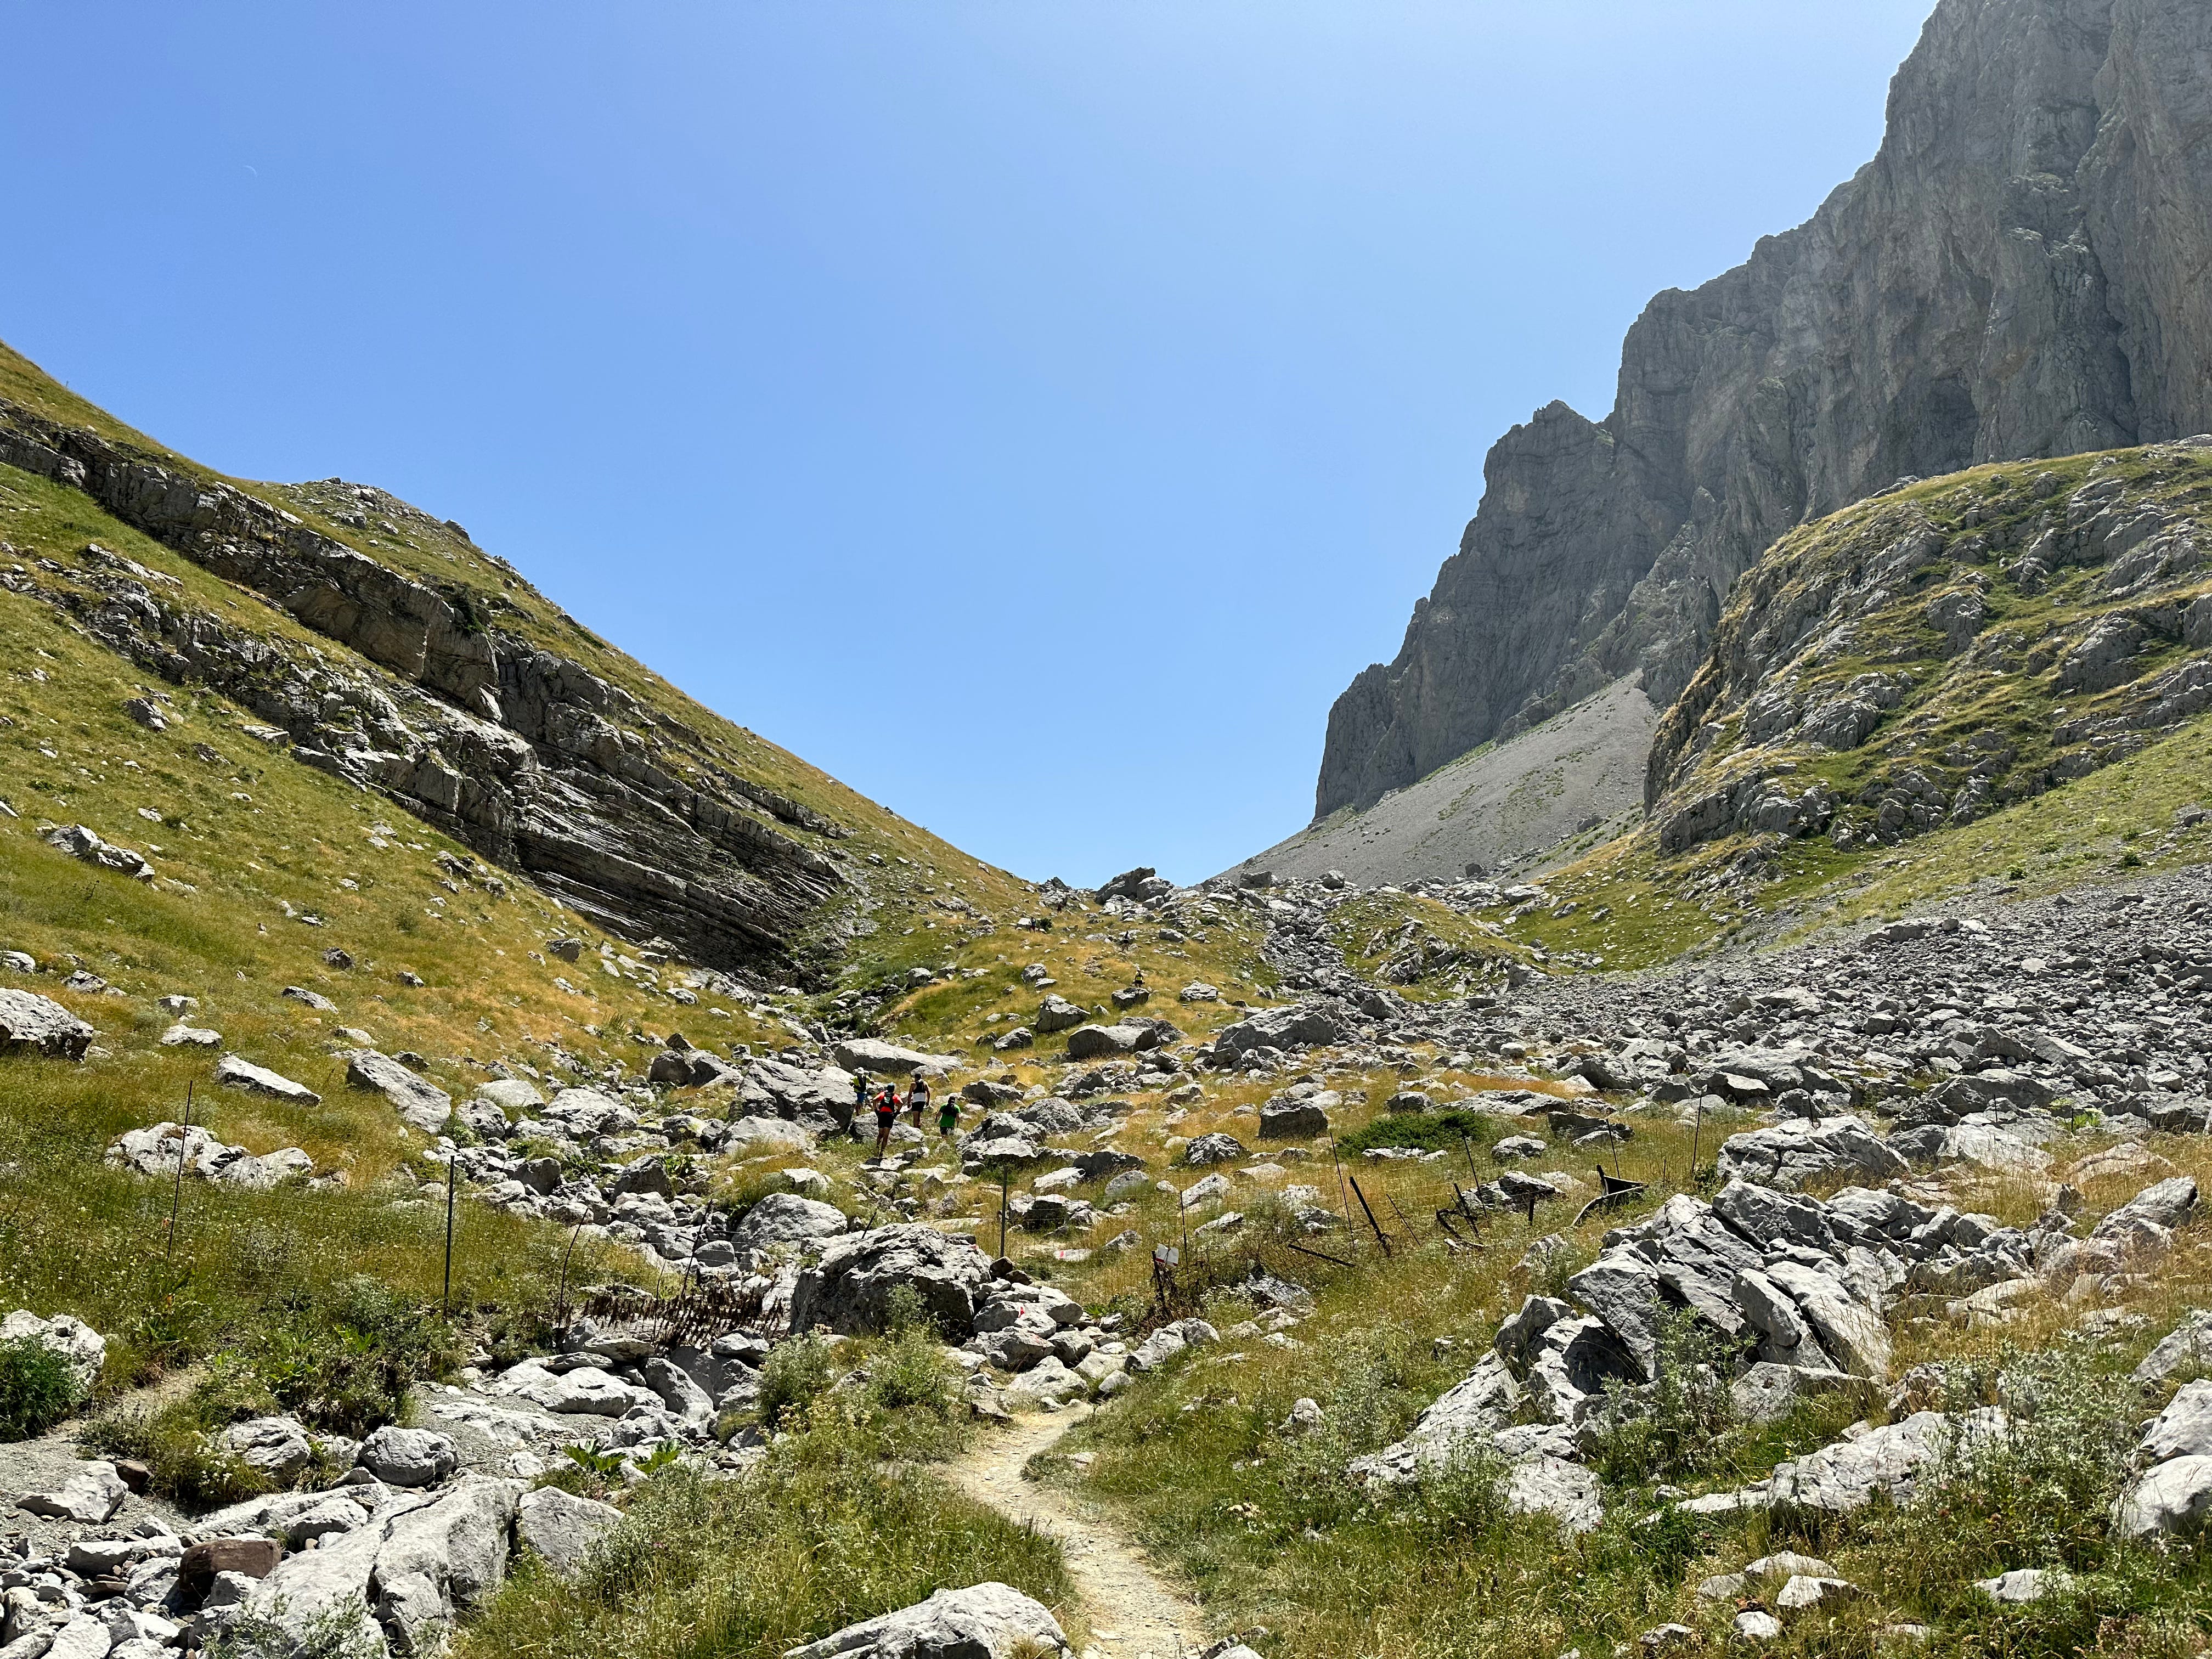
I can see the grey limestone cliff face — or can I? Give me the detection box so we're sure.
[0,400,849,981]
[1317,0,2212,819]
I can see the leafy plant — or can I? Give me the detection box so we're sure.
[755,1334,836,1429]
[201,1594,383,1659]
[1587,1310,1736,1485]
[0,1335,80,1441]
[245,1275,462,1437]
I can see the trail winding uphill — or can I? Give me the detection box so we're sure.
[939,1407,1204,1659]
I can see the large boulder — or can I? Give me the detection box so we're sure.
[1760,1262,1892,1380]
[832,1037,962,1077]
[359,1426,459,1488]
[1210,1002,1346,1063]
[2140,1381,2212,1464]
[16,1460,128,1523]
[515,1486,624,1580]
[783,1582,1069,1659]
[1,1309,106,1393]
[1505,1455,1605,1535]
[1523,1316,1639,1425]
[2135,1311,2212,1384]
[1183,1133,1247,1167]
[787,1225,995,1337]
[1033,996,1087,1035]
[1259,1098,1331,1139]
[734,1194,850,1255]
[2117,1454,2212,1539]
[1003,1357,1089,1410]
[106,1124,313,1191]
[1714,1116,1906,1190]
[476,1078,545,1113]
[505,1362,656,1417]
[1347,1355,1522,1484]
[46,823,154,881]
[726,1116,816,1154]
[223,1417,314,1481]
[346,1050,454,1133]
[1769,1410,1995,1513]
[1065,1025,1147,1060]
[540,1086,640,1139]
[2095,1176,2199,1239]
[1566,1250,1666,1378]
[0,989,95,1061]
[744,1059,857,1117]
[239,1475,522,1659]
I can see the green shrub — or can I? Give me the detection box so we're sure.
[0,1335,80,1441]
[1588,1310,1736,1485]
[756,1334,836,1429]
[245,1275,462,1436]
[1400,1447,1511,1543]
[83,1402,268,1510]
[1338,1109,1505,1158]
[201,1594,383,1659]
[1857,1338,2143,1616]
[866,1310,955,1414]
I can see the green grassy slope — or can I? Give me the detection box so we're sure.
[1439,443,2212,971]
[0,339,1039,980]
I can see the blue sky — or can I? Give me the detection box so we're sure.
[1,2,1933,885]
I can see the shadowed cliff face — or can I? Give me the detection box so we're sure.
[1316,0,2212,820]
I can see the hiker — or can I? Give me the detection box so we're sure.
[873,1085,900,1158]
[907,1069,931,1129]
[837,1070,868,1142]
[935,1088,959,1141]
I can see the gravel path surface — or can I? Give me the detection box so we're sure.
[939,1407,1204,1659]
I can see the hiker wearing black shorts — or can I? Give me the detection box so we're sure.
[838,1070,868,1141]
[873,1086,900,1159]
[908,1070,931,1129]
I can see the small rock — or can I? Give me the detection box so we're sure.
[214,1054,323,1105]
[1974,1568,2065,1605]
[515,1486,624,1579]
[17,1460,129,1523]
[782,1582,1069,1659]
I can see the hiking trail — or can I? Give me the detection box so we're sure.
[940,1405,1205,1659]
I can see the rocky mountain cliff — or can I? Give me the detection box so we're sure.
[1315,0,2212,823]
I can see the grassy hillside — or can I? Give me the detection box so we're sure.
[1416,444,2212,972]
[0,340,1040,983]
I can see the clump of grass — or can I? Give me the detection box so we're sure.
[84,1353,273,1509]
[0,1335,81,1441]
[82,1278,462,1508]
[1339,1108,1511,1158]
[1867,1339,2143,1603]
[457,1426,1069,1659]
[755,1334,837,1431]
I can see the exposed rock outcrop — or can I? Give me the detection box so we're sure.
[1315,0,2212,822]
[0,399,850,980]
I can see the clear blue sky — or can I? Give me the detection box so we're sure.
[1,2,1934,887]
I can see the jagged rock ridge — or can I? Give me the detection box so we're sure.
[1317,0,2212,821]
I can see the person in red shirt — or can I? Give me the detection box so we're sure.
[873,1085,900,1159]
